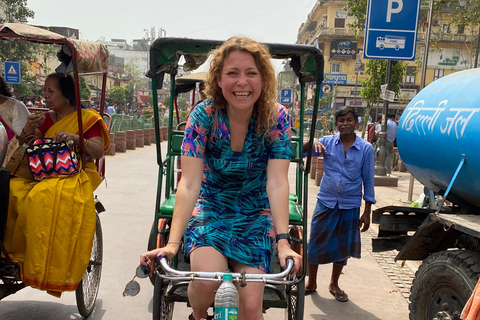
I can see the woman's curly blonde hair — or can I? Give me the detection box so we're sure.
[205,37,278,136]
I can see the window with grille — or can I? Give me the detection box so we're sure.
[434,69,444,81]
[334,18,345,28]
[331,63,341,74]
[406,66,416,84]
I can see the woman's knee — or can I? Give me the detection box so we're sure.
[190,279,219,294]
[239,293,263,319]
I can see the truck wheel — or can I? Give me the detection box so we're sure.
[409,250,480,320]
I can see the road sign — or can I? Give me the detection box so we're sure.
[280,88,292,104]
[321,83,333,94]
[4,61,21,84]
[363,0,421,61]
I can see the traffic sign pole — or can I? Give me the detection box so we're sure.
[374,60,393,177]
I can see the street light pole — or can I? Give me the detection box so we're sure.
[475,19,480,68]
[353,68,359,107]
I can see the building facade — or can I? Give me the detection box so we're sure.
[296,0,477,118]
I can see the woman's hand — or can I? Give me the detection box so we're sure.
[54,130,77,143]
[53,131,104,160]
[22,112,45,136]
[140,243,180,277]
[277,241,302,276]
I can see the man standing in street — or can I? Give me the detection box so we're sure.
[384,114,398,175]
[107,104,115,115]
[305,106,376,302]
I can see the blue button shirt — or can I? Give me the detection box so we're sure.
[315,134,376,209]
[384,119,397,143]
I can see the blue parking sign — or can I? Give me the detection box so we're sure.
[280,88,292,104]
[363,0,421,60]
[4,61,21,84]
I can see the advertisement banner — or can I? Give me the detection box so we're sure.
[330,40,357,59]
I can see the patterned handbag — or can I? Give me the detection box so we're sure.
[27,138,79,181]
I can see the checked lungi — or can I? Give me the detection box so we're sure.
[307,200,361,266]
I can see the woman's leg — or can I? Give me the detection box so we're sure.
[189,247,228,320]
[230,260,265,320]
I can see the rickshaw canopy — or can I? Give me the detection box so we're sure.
[147,37,324,87]
[0,23,109,73]
[174,71,207,96]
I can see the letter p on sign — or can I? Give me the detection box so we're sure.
[387,0,403,22]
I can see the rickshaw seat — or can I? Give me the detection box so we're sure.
[291,140,299,161]
[171,132,184,154]
[159,193,302,222]
[159,194,176,216]
[288,193,302,222]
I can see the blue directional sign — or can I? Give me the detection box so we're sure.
[280,88,292,104]
[4,61,21,84]
[363,0,421,61]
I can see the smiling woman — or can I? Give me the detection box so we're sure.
[141,36,301,320]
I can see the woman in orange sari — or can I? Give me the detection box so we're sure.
[3,73,109,297]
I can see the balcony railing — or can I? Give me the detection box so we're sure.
[316,27,358,38]
[417,31,474,43]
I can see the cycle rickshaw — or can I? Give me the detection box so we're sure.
[0,23,110,318]
[146,37,324,320]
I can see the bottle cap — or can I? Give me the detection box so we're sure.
[222,273,233,280]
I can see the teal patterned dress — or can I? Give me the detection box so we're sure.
[181,99,292,273]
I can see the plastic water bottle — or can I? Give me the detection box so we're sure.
[214,273,239,320]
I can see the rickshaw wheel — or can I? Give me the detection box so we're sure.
[286,225,304,319]
[153,269,174,320]
[76,213,103,317]
[148,218,171,285]
[286,278,305,320]
[289,226,303,257]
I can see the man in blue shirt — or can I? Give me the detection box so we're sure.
[305,106,376,302]
[384,114,398,175]
[107,104,115,115]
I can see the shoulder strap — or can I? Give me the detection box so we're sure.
[209,108,218,142]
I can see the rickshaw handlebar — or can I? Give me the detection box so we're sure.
[155,257,297,285]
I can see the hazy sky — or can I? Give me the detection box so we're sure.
[27,0,316,45]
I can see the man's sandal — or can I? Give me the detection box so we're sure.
[329,289,348,302]
[305,288,317,296]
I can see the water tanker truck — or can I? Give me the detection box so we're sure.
[373,68,480,320]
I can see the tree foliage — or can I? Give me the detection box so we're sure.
[124,59,148,91]
[361,60,406,104]
[0,0,34,24]
[177,97,187,110]
[107,86,125,104]
[125,81,135,104]
[79,76,91,101]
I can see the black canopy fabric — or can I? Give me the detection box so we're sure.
[147,37,324,89]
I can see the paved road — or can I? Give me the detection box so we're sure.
[0,142,418,320]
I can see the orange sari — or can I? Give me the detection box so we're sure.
[462,279,480,320]
[3,109,109,297]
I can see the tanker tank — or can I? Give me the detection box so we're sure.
[397,68,480,209]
